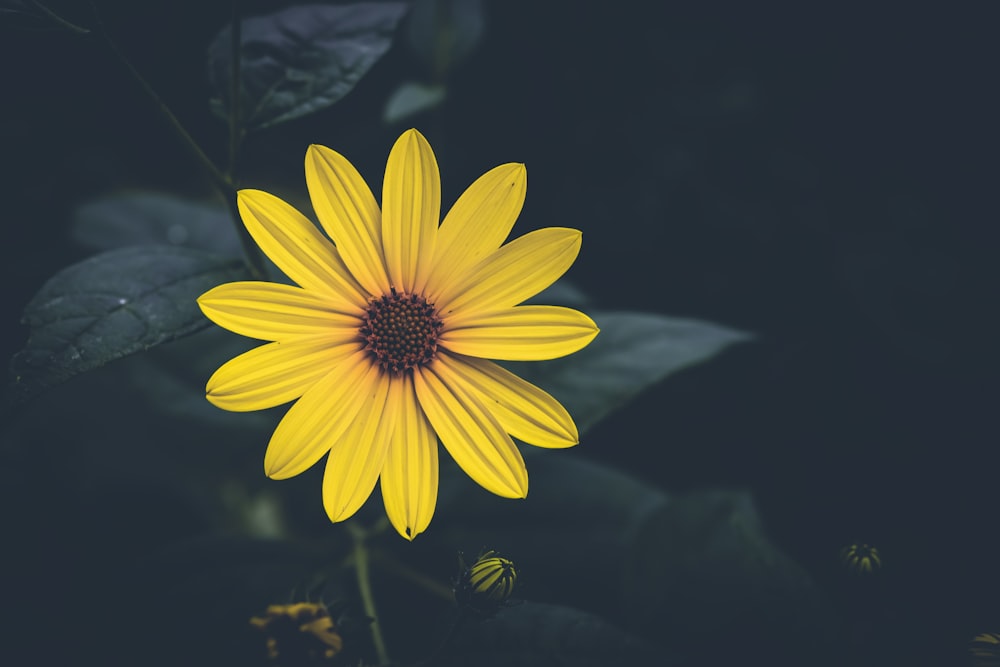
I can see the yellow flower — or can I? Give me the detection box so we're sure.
[198,129,599,540]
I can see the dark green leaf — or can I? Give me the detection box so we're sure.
[434,602,669,667]
[427,452,669,622]
[427,457,832,662]
[624,490,837,664]
[7,246,248,407]
[509,312,753,432]
[208,2,409,131]
[71,191,242,257]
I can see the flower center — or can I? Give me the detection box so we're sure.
[360,289,443,374]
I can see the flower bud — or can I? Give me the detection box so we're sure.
[454,550,517,615]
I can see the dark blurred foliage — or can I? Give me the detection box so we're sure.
[1,2,997,666]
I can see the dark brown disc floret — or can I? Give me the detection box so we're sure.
[360,288,443,374]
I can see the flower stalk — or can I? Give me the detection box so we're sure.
[227,0,244,180]
[86,1,267,279]
[347,519,391,666]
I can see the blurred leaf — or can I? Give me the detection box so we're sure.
[383,80,447,124]
[624,490,837,664]
[71,191,242,257]
[7,246,247,407]
[424,456,832,663]
[423,452,668,625]
[208,2,409,131]
[407,0,485,78]
[510,312,753,432]
[434,602,668,667]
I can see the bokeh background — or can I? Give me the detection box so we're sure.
[1,2,997,665]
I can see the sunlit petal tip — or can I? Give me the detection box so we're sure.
[380,378,439,540]
[400,127,425,141]
[469,456,528,499]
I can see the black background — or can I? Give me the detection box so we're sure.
[2,2,998,665]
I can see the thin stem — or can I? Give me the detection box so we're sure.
[227,0,244,179]
[370,547,455,602]
[29,0,90,34]
[348,521,390,666]
[416,607,466,667]
[87,2,267,279]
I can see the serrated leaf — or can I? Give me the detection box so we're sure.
[7,246,248,407]
[435,602,668,667]
[71,191,242,257]
[509,312,753,432]
[208,2,409,131]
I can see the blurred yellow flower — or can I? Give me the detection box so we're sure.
[840,543,881,574]
[250,602,343,663]
[970,632,1000,667]
[199,129,598,539]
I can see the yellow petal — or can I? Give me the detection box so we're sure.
[414,363,527,498]
[425,162,526,301]
[198,281,363,341]
[323,370,396,522]
[435,353,578,448]
[440,305,599,360]
[264,349,376,479]
[434,228,581,317]
[382,129,439,294]
[306,144,390,297]
[237,190,367,308]
[380,374,438,540]
[207,337,358,412]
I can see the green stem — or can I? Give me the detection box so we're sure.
[227,0,244,180]
[348,521,390,666]
[29,0,90,34]
[87,2,266,279]
[370,547,455,602]
[416,607,466,667]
